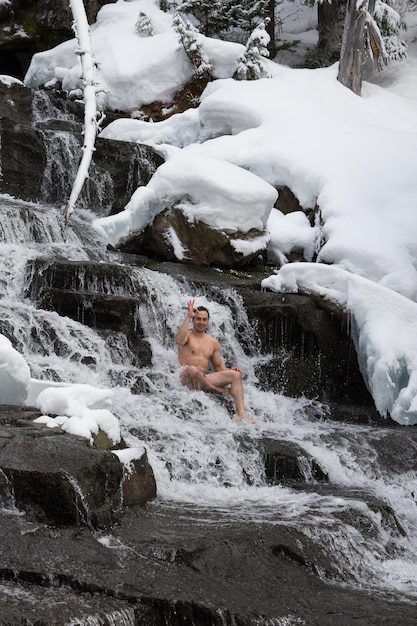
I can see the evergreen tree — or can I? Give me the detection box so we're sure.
[228,0,270,33]
[135,12,155,37]
[373,0,407,62]
[172,13,213,79]
[178,0,229,36]
[177,0,269,37]
[234,19,271,80]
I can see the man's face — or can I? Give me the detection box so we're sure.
[193,311,209,333]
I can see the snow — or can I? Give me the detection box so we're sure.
[0,334,121,444]
[267,208,316,265]
[18,1,417,425]
[113,447,146,472]
[33,383,121,445]
[0,75,23,87]
[24,0,244,111]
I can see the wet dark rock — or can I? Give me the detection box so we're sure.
[0,83,163,215]
[1,495,417,625]
[243,289,377,413]
[260,438,328,484]
[27,258,153,368]
[372,430,417,473]
[0,1,112,80]
[0,81,34,123]
[121,453,157,507]
[0,421,123,528]
[0,116,47,201]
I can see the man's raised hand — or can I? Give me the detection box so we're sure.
[187,299,197,318]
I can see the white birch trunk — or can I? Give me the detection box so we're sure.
[64,0,101,223]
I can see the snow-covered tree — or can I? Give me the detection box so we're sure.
[228,0,270,33]
[135,12,155,37]
[373,0,407,62]
[172,12,213,79]
[177,0,269,37]
[234,19,271,80]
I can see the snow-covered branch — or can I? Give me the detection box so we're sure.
[365,11,388,69]
[172,13,213,79]
[63,0,103,224]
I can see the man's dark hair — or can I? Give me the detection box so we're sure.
[197,305,209,318]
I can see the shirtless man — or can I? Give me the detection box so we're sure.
[176,299,255,423]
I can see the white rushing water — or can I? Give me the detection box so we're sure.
[1,192,417,602]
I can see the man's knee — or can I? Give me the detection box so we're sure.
[230,368,242,382]
[180,366,204,388]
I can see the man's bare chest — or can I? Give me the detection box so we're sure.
[186,334,213,358]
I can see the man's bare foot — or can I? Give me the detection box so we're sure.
[234,413,256,424]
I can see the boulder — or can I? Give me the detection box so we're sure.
[120,452,157,506]
[0,424,123,528]
[119,205,267,268]
[0,407,157,528]
[260,438,328,484]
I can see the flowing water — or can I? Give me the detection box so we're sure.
[1,189,417,605]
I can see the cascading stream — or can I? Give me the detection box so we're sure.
[1,191,417,601]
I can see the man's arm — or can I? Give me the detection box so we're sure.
[175,299,196,346]
[210,340,227,372]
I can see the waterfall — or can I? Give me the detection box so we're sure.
[1,189,417,603]
[67,607,136,626]
[32,90,79,126]
[38,129,113,212]
[0,468,19,512]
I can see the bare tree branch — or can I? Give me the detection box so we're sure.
[64,0,103,224]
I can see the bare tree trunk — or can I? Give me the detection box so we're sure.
[317,0,345,63]
[266,0,276,59]
[337,0,369,95]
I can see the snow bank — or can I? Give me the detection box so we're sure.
[98,61,417,298]
[0,334,30,405]
[33,383,121,444]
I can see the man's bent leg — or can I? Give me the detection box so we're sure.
[205,370,255,423]
[180,366,231,394]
